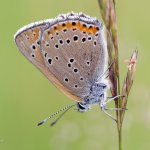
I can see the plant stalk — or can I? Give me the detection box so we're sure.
[118,128,122,150]
[98,1,138,150]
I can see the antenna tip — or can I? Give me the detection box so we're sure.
[37,121,44,126]
[50,121,56,126]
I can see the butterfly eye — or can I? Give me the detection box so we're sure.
[77,103,86,110]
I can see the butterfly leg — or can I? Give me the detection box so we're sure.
[105,95,127,110]
[104,107,127,111]
[101,105,117,122]
[100,101,127,122]
[105,95,124,105]
[99,99,116,121]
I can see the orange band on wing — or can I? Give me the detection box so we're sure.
[46,21,99,35]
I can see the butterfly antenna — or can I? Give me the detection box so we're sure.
[50,105,75,126]
[37,104,76,126]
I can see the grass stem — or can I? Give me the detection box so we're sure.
[98,1,138,150]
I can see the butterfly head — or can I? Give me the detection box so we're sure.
[77,82,108,112]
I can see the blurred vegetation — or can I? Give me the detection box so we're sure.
[0,0,149,150]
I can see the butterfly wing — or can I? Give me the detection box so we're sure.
[14,12,108,102]
[15,20,82,102]
[40,13,107,98]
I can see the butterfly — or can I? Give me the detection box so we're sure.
[14,12,115,126]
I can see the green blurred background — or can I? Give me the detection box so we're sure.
[0,0,149,150]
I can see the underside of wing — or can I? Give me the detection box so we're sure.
[14,19,82,102]
[14,12,108,102]
[40,13,107,99]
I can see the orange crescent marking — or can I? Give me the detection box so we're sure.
[50,21,99,35]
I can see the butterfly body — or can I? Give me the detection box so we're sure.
[77,82,108,112]
[14,12,109,114]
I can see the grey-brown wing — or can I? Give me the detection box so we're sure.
[14,20,82,102]
[40,13,108,100]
